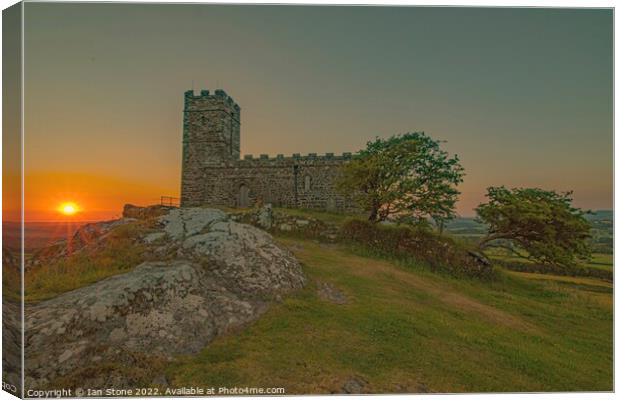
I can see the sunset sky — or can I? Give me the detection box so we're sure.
[14,4,613,221]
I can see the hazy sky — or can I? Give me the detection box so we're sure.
[22,4,612,220]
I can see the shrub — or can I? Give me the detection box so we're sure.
[340,219,493,279]
[495,259,612,281]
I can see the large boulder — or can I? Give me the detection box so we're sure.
[157,208,304,296]
[256,203,274,229]
[25,208,305,389]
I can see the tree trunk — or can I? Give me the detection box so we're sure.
[477,233,509,250]
[368,200,380,222]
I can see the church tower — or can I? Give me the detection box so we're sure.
[180,89,241,206]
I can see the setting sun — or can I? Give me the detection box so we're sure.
[58,202,80,216]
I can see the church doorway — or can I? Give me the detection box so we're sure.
[238,184,250,208]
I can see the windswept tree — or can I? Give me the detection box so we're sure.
[337,132,464,225]
[475,187,592,268]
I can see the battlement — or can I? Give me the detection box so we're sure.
[184,89,241,113]
[238,152,354,164]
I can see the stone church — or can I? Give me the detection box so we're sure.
[180,89,353,210]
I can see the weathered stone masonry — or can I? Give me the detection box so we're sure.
[181,89,352,210]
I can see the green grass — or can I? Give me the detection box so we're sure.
[273,207,363,226]
[23,222,150,302]
[167,237,612,393]
[584,253,613,271]
[485,246,613,271]
[2,264,21,303]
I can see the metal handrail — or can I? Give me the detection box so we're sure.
[160,196,180,207]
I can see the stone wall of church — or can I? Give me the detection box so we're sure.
[201,153,353,211]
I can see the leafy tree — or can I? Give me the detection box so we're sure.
[475,186,592,267]
[337,132,464,224]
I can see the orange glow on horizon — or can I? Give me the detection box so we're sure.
[16,171,177,222]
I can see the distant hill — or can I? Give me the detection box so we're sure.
[444,217,486,236]
[4,221,88,252]
[585,210,613,221]
[586,210,613,254]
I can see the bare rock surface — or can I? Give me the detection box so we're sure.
[25,207,305,389]
[342,376,368,394]
[158,208,305,296]
[256,203,274,229]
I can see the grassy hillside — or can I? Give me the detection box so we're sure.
[167,237,612,393]
[16,207,612,392]
[21,222,150,302]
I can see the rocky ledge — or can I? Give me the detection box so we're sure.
[24,207,305,389]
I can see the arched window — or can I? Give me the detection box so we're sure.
[304,175,312,191]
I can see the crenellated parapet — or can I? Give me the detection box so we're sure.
[184,89,240,121]
[238,152,354,164]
